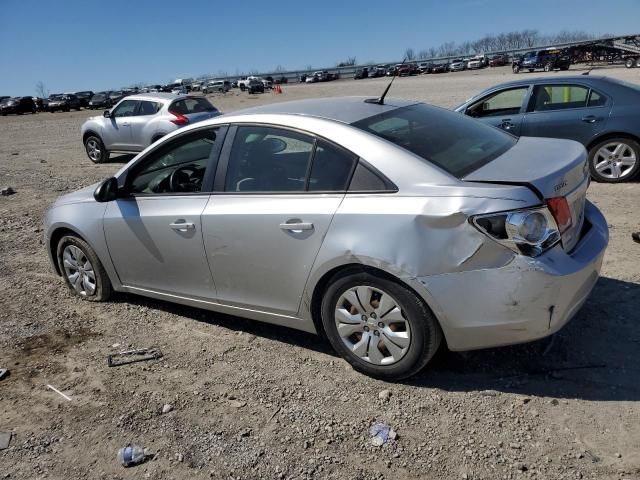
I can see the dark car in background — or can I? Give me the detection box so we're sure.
[456,76,640,183]
[47,94,81,112]
[0,96,10,104]
[489,54,510,67]
[247,78,265,94]
[0,96,37,115]
[513,49,571,73]
[74,91,94,108]
[88,91,112,109]
[354,67,369,79]
[109,90,128,104]
[431,63,447,73]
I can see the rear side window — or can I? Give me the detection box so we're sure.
[348,163,395,191]
[308,140,357,191]
[352,104,516,178]
[138,101,162,115]
[170,97,216,114]
[588,90,607,107]
[531,85,589,111]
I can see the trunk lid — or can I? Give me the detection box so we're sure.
[465,137,589,251]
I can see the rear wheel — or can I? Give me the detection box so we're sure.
[588,137,640,182]
[321,271,442,380]
[636,58,640,68]
[84,135,109,163]
[544,63,552,72]
[56,235,112,302]
[625,57,636,68]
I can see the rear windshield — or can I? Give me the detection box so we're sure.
[351,103,516,178]
[170,97,217,114]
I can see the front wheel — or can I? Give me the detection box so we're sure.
[56,235,112,301]
[321,271,442,380]
[84,135,109,163]
[588,137,640,183]
[512,65,520,73]
[544,63,552,72]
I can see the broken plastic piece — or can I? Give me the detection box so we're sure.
[107,347,163,367]
[0,369,8,381]
[370,422,396,447]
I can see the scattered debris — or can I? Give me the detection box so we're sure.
[584,450,600,463]
[46,384,72,402]
[1,186,16,196]
[615,452,622,458]
[370,423,397,447]
[229,400,247,409]
[175,453,184,462]
[479,390,499,397]
[107,347,163,367]
[162,403,173,414]
[632,232,640,244]
[0,369,8,381]
[10,152,18,156]
[378,390,392,402]
[117,444,150,467]
[0,432,13,450]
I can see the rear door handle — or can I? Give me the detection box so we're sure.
[581,115,598,123]
[280,222,314,232]
[170,221,195,231]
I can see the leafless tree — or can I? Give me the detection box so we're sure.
[337,56,357,67]
[274,64,286,73]
[35,81,48,98]
[404,48,415,61]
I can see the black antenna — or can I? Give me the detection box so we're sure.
[365,58,407,105]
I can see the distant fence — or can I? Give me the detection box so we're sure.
[194,33,640,85]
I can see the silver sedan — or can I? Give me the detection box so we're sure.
[45,97,608,380]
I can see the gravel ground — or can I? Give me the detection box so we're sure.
[1,65,639,480]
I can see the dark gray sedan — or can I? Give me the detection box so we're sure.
[456,76,640,183]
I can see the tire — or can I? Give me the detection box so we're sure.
[588,137,640,183]
[320,271,442,380]
[84,135,109,163]
[56,235,112,302]
[528,68,535,72]
[625,57,635,68]
[636,58,640,68]
[512,65,520,73]
[544,63,552,72]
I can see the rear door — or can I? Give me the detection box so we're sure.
[102,99,139,150]
[201,125,357,316]
[520,83,611,145]
[463,86,530,136]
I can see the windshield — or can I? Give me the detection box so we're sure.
[50,95,65,101]
[351,103,516,178]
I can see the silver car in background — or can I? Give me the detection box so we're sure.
[47,97,608,380]
[81,93,220,163]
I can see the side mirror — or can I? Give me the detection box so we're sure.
[94,177,119,202]
[103,110,111,118]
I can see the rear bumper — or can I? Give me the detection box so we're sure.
[418,201,608,351]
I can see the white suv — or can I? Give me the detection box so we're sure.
[81,93,220,163]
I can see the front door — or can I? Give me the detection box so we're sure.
[103,99,139,150]
[202,126,357,315]
[104,127,223,299]
[520,84,611,145]
[464,86,530,136]
[128,100,162,150]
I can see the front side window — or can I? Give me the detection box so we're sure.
[129,129,218,194]
[466,87,529,118]
[112,100,139,118]
[352,103,516,178]
[225,126,314,192]
[530,85,589,111]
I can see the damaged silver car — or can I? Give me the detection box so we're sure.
[45,97,608,380]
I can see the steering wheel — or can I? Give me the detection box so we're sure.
[169,165,200,192]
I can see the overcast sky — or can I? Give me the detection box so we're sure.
[1,0,639,95]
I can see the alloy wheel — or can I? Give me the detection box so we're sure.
[62,245,96,296]
[334,285,411,366]
[593,141,637,180]
[86,138,102,162]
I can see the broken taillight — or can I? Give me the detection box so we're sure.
[547,197,572,234]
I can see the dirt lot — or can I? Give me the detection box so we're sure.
[1,65,639,480]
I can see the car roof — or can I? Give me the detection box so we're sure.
[229,96,418,124]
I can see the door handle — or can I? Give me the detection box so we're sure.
[121,121,131,126]
[500,118,514,130]
[280,222,314,232]
[170,221,195,232]
[581,115,598,123]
